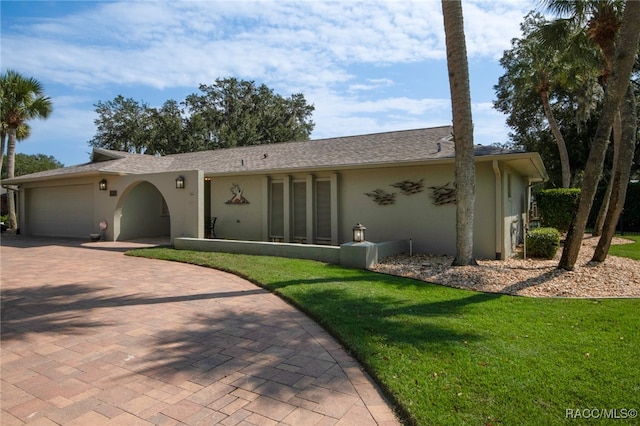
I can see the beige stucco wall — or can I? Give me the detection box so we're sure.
[338,162,499,259]
[111,170,203,241]
[17,170,203,242]
[209,176,265,241]
[199,161,511,259]
[502,167,528,256]
[117,181,170,240]
[16,160,531,259]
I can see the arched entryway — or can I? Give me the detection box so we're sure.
[114,181,170,241]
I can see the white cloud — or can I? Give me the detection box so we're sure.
[3,1,532,91]
[2,0,534,165]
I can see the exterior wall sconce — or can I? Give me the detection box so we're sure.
[175,175,185,189]
[352,223,366,242]
[98,179,107,191]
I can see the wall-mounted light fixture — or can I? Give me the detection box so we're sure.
[175,175,185,189]
[352,223,366,242]
[98,179,108,191]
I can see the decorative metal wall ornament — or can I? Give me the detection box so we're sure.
[365,189,396,205]
[225,183,250,204]
[391,178,424,195]
[429,182,456,205]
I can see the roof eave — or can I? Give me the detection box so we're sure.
[476,152,549,181]
[1,170,128,186]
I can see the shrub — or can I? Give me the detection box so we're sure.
[527,227,561,259]
[620,181,639,232]
[536,188,580,232]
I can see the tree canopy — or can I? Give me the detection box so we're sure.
[494,12,603,188]
[89,78,315,155]
[1,153,63,179]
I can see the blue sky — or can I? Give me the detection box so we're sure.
[2,0,541,167]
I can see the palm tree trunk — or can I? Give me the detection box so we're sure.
[6,128,17,229]
[591,11,622,237]
[559,0,640,271]
[0,131,6,173]
[442,0,477,266]
[592,83,636,261]
[540,89,571,188]
[592,111,621,236]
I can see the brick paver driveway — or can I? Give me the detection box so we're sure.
[1,237,399,425]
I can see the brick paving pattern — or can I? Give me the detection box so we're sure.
[1,237,399,425]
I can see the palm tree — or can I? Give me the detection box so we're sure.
[1,123,30,173]
[558,0,640,270]
[0,69,53,229]
[442,0,477,266]
[543,0,625,235]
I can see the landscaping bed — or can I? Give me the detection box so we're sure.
[372,236,640,298]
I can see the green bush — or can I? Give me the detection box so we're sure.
[527,227,561,259]
[621,181,639,232]
[536,188,580,232]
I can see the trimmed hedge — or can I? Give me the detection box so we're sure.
[526,227,561,259]
[536,188,580,232]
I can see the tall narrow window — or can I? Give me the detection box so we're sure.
[292,181,307,241]
[315,180,331,243]
[270,181,284,239]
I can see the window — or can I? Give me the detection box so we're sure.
[292,181,306,241]
[270,181,284,239]
[315,180,331,243]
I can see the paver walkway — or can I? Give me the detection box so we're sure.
[1,236,399,425]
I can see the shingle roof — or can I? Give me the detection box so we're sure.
[167,126,456,174]
[2,126,546,184]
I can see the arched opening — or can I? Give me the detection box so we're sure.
[115,181,170,241]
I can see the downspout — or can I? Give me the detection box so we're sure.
[492,161,503,260]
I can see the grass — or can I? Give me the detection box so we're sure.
[609,234,640,260]
[127,242,640,425]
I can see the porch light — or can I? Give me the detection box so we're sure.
[175,175,185,189]
[352,223,366,242]
[98,179,107,191]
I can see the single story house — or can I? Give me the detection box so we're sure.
[2,126,547,259]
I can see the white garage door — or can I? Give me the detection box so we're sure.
[28,185,95,237]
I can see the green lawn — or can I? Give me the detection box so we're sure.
[609,235,640,260]
[127,243,639,425]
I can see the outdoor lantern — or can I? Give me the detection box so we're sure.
[98,179,107,191]
[352,223,366,242]
[175,175,185,189]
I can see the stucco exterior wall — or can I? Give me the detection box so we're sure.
[339,164,451,254]
[209,176,265,241]
[15,160,531,260]
[113,170,204,241]
[200,162,513,259]
[475,161,499,259]
[117,181,170,240]
[338,162,499,259]
[17,170,203,242]
[502,167,528,256]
